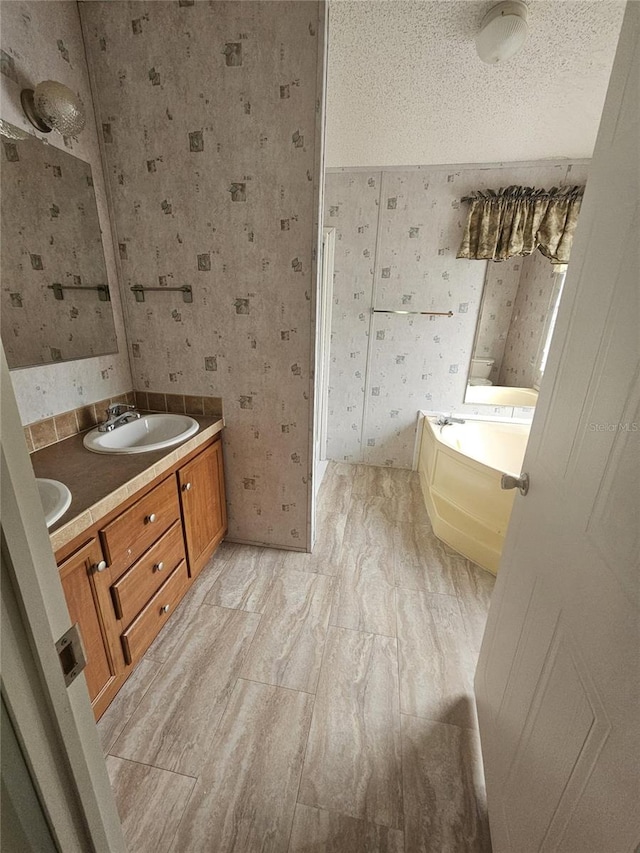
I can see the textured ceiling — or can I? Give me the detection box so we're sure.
[326,0,625,167]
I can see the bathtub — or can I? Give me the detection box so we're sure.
[417,415,530,575]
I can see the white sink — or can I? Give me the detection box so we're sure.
[83,413,199,455]
[36,478,72,529]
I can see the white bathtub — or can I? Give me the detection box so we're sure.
[417,416,530,574]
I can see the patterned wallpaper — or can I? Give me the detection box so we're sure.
[0,1,132,423]
[499,249,562,388]
[81,1,325,549]
[1,133,118,369]
[324,160,589,469]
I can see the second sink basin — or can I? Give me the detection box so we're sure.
[83,414,199,454]
[37,478,72,528]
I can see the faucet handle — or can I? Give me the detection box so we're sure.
[106,402,135,417]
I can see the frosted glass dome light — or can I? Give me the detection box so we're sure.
[476,1,529,65]
[20,80,86,136]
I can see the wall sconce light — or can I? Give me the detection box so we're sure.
[20,80,86,136]
[476,1,529,65]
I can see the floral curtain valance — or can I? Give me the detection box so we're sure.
[457,185,585,264]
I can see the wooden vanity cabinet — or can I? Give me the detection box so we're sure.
[58,538,117,714]
[178,440,227,578]
[55,434,227,719]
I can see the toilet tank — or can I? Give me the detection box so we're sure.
[470,357,495,379]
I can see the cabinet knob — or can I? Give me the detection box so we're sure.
[161,604,170,614]
[154,561,165,572]
[94,560,107,573]
[182,482,192,492]
[146,513,157,524]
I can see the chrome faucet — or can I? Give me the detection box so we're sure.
[435,414,466,427]
[98,403,141,432]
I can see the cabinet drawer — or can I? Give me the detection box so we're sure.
[111,521,185,626]
[101,477,180,572]
[121,561,189,665]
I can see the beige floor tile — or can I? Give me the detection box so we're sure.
[204,543,282,612]
[330,561,397,637]
[327,461,358,480]
[299,626,403,829]
[241,569,334,693]
[396,588,477,729]
[144,542,236,662]
[106,756,195,853]
[401,715,491,853]
[393,522,458,595]
[112,605,259,775]
[396,588,476,726]
[451,558,496,652]
[98,658,160,753]
[289,804,404,852]
[279,511,347,575]
[329,499,397,636]
[317,464,355,516]
[341,499,396,584]
[171,679,313,853]
[351,464,414,498]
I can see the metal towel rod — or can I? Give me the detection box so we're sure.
[130,284,193,304]
[373,309,453,317]
[48,283,111,302]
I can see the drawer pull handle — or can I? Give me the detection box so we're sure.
[146,513,157,524]
[154,561,165,572]
[161,604,170,614]
[182,482,192,492]
[94,560,107,573]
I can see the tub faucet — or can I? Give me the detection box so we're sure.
[435,415,466,427]
[98,403,141,432]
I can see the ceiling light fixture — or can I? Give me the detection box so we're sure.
[20,80,86,136]
[476,1,529,65]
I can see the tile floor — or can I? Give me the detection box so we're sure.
[98,462,495,852]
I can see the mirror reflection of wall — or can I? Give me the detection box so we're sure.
[1,127,118,370]
[466,251,567,405]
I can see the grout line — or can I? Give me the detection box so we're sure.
[326,620,397,641]
[293,796,405,835]
[399,709,479,732]
[102,661,164,754]
[105,753,198,781]
[236,677,316,698]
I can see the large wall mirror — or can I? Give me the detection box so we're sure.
[1,123,118,369]
[464,251,567,409]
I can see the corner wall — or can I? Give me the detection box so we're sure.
[81,1,325,549]
[324,160,588,468]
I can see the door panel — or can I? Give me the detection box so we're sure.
[58,538,116,706]
[475,9,640,851]
[178,441,226,577]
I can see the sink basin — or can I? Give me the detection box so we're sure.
[83,413,199,454]
[36,478,72,529]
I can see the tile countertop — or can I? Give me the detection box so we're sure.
[29,414,224,554]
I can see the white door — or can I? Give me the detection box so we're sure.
[1,347,126,852]
[475,6,640,852]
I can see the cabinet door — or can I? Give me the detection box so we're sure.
[177,440,227,577]
[58,538,116,710]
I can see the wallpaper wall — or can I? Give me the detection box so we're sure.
[499,249,563,388]
[324,160,588,468]
[81,1,325,550]
[0,1,132,423]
